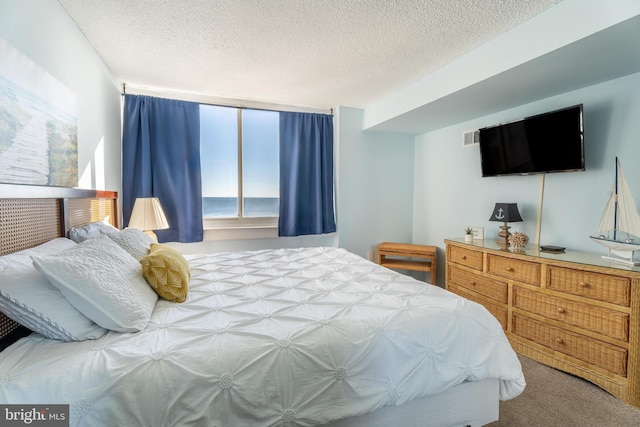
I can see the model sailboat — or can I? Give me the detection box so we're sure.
[590,157,640,266]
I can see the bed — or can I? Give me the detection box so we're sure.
[0,186,525,426]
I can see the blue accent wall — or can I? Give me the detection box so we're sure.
[412,72,640,285]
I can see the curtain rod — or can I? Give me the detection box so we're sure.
[121,83,333,115]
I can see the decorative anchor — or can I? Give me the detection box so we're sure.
[494,208,505,221]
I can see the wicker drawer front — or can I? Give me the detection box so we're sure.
[547,266,631,307]
[512,314,627,376]
[448,245,483,270]
[449,266,508,303]
[487,254,540,285]
[513,287,629,342]
[448,284,507,330]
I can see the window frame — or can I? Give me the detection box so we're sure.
[123,87,330,237]
[201,107,279,231]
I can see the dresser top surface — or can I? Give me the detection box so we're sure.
[446,238,640,274]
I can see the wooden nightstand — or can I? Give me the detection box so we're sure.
[377,242,436,283]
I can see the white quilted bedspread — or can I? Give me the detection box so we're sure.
[0,247,525,426]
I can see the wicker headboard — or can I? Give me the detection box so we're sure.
[0,184,118,347]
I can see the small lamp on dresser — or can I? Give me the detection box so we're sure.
[128,197,169,242]
[489,203,522,248]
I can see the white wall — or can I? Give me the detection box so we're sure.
[413,72,640,286]
[336,106,415,259]
[0,0,122,195]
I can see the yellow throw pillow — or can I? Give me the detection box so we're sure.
[140,244,190,303]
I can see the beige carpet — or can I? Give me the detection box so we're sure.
[489,355,640,426]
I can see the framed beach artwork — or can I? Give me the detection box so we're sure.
[0,37,77,187]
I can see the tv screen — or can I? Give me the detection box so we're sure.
[479,104,584,177]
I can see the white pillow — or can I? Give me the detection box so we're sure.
[107,228,155,260]
[32,235,158,333]
[0,238,108,341]
[68,218,118,243]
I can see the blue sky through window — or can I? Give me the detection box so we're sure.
[242,109,279,198]
[200,105,279,198]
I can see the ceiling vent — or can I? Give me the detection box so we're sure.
[463,130,480,147]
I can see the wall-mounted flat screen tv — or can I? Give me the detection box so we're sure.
[479,104,584,177]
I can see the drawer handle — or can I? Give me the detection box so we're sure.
[461,255,467,260]
[469,281,476,286]
[555,338,564,345]
[506,267,515,272]
[579,282,590,288]
[557,307,566,314]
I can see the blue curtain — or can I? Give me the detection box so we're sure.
[279,112,336,236]
[122,95,203,242]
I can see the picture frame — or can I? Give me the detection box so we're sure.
[471,226,484,240]
[0,37,78,187]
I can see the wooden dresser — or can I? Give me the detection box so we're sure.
[445,238,640,407]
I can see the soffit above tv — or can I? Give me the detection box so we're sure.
[365,13,640,135]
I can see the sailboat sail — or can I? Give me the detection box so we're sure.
[590,158,640,264]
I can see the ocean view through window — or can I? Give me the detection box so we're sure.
[200,105,279,220]
[202,196,279,218]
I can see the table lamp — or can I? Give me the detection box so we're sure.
[489,203,522,248]
[128,197,169,241]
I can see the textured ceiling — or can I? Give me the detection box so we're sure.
[58,0,562,109]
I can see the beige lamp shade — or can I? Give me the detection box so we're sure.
[128,197,169,241]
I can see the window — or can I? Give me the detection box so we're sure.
[200,105,279,227]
